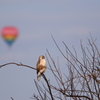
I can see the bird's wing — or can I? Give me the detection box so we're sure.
[37,64,46,74]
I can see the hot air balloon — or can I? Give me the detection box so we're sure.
[1,26,18,47]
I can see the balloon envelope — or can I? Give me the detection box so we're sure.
[1,27,18,46]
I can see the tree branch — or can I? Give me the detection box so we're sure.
[0,62,36,70]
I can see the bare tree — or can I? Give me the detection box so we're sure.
[0,35,100,100]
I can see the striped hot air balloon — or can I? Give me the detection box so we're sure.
[1,26,18,46]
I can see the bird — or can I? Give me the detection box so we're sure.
[36,55,46,81]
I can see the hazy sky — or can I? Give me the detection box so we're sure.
[0,0,100,100]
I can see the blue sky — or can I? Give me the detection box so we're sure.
[0,0,100,100]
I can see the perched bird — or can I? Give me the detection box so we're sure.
[36,55,46,81]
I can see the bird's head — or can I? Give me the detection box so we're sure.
[39,55,45,60]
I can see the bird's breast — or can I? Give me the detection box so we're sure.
[40,59,46,66]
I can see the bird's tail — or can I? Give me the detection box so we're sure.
[37,68,46,81]
[37,76,41,81]
[37,72,41,81]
